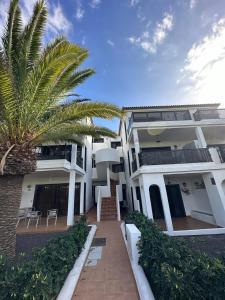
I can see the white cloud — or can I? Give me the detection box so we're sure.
[47,3,71,34]
[107,39,114,47]
[128,12,174,54]
[0,0,71,38]
[89,0,101,9]
[177,18,225,104]
[130,0,140,7]
[75,0,85,21]
[190,0,197,9]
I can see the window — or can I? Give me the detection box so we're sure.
[133,112,148,122]
[147,112,161,121]
[111,141,121,149]
[93,138,104,143]
[162,111,175,121]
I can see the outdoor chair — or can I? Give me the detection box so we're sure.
[16,209,27,228]
[47,209,58,226]
[27,211,42,228]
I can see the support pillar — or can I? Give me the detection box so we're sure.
[141,175,153,219]
[80,179,85,215]
[159,182,174,233]
[133,129,140,169]
[195,127,207,148]
[67,170,76,226]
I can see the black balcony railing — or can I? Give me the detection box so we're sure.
[76,155,83,168]
[132,159,137,172]
[36,145,72,162]
[139,148,212,166]
[128,110,191,132]
[193,109,225,121]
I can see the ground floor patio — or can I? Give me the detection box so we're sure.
[155,216,218,231]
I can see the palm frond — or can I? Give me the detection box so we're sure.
[35,124,117,144]
[20,0,47,68]
[2,0,22,66]
[41,102,123,131]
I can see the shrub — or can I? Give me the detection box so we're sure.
[126,211,225,300]
[0,217,89,300]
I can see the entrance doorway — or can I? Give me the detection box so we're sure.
[149,185,164,219]
[33,183,80,217]
[166,184,186,218]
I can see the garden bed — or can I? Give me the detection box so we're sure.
[126,212,225,300]
[0,217,89,300]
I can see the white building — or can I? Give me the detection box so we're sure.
[20,103,225,235]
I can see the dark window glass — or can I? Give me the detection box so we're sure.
[162,111,175,121]
[93,138,104,143]
[111,141,121,149]
[147,112,161,121]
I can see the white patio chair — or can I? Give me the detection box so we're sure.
[27,211,42,228]
[47,209,58,226]
[16,209,27,228]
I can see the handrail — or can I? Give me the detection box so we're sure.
[116,185,121,221]
[97,188,102,222]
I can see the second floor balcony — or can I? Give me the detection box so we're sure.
[128,110,191,133]
[138,148,212,167]
[194,109,225,121]
[36,145,72,162]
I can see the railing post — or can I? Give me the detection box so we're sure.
[116,185,121,221]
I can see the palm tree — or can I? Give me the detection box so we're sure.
[0,0,122,257]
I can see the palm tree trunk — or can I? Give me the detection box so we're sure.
[0,175,24,258]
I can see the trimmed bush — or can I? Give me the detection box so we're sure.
[0,217,89,300]
[126,211,225,300]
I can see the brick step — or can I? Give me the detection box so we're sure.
[101,215,117,220]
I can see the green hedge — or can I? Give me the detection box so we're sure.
[0,217,89,300]
[126,212,225,300]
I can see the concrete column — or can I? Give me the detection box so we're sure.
[203,172,225,227]
[80,179,85,215]
[133,129,140,169]
[195,127,207,148]
[67,170,76,226]
[159,181,174,233]
[209,147,221,164]
[71,144,77,168]
[138,176,148,217]
[141,175,153,219]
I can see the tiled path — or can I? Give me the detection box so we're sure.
[72,220,139,300]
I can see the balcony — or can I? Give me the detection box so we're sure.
[36,145,71,162]
[128,110,191,132]
[139,148,212,166]
[193,109,225,121]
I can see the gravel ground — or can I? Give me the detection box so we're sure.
[16,231,67,259]
[176,234,225,258]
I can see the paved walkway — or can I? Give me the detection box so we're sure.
[73,219,139,300]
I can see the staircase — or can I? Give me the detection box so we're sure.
[101,180,118,220]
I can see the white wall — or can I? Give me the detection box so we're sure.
[203,171,225,227]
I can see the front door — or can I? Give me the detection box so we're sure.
[149,185,164,219]
[166,184,186,218]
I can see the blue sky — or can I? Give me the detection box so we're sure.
[1,0,225,130]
